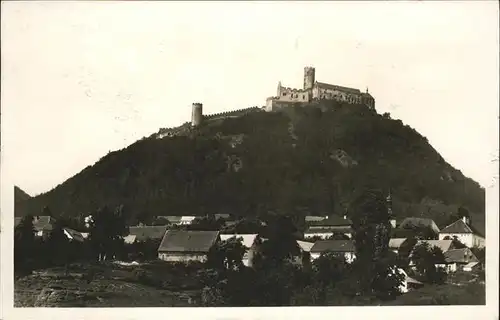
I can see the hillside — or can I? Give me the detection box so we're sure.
[15,186,32,203]
[15,101,485,233]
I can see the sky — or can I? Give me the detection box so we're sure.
[1,1,499,197]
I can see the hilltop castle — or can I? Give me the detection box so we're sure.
[265,67,375,112]
[190,67,375,127]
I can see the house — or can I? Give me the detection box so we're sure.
[310,240,356,263]
[161,216,182,225]
[179,216,197,225]
[415,239,454,253]
[443,248,480,272]
[396,268,424,293]
[157,230,220,262]
[63,227,86,242]
[398,217,440,235]
[463,261,482,272]
[305,215,353,239]
[220,234,260,267]
[128,226,168,242]
[388,238,408,254]
[438,217,485,248]
[14,216,57,238]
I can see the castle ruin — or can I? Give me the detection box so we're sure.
[265,67,375,112]
[189,66,375,127]
[191,103,203,127]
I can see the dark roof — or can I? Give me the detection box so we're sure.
[399,217,439,232]
[158,230,220,253]
[444,248,479,264]
[315,82,361,94]
[310,240,355,253]
[305,226,352,234]
[440,219,483,237]
[128,226,168,241]
[308,215,352,227]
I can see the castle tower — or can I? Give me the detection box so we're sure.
[303,66,316,90]
[277,81,282,96]
[191,103,203,127]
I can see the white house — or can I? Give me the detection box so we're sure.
[309,240,356,263]
[438,217,485,248]
[305,215,352,239]
[179,216,197,225]
[220,234,259,267]
[157,230,220,263]
[394,268,423,293]
[442,248,480,273]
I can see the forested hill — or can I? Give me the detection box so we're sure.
[15,186,31,203]
[15,101,485,234]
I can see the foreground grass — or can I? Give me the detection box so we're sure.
[15,261,202,307]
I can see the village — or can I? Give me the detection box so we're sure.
[14,188,486,307]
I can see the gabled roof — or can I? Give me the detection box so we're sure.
[220,234,258,248]
[180,216,196,222]
[416,240,453,253]
[158,230,220,253]
[440,219,483,237]
[63,227,86,242]
[444,248,479,264]
[310,240,355,253]
[315,82,361,94]
[297,240,315,252]
[128,226,168,241]
[389,238,408,249]
[399,217,440,233]
[308,215,352,227]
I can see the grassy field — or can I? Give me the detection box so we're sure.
[380,270,485,306]
[14,261,202,307]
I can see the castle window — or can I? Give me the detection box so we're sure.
[302,95,305,99]
[282,92,286,96]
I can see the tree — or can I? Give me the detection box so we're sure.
[348,188,391,263]
[206,237,247,271]
[253,215,300,268]
[410,242,447,284]
[88,205,129,261]
[46,219,71,266]
[14,215,36,274]
[347,188,403,298]
[188,215,224,231]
